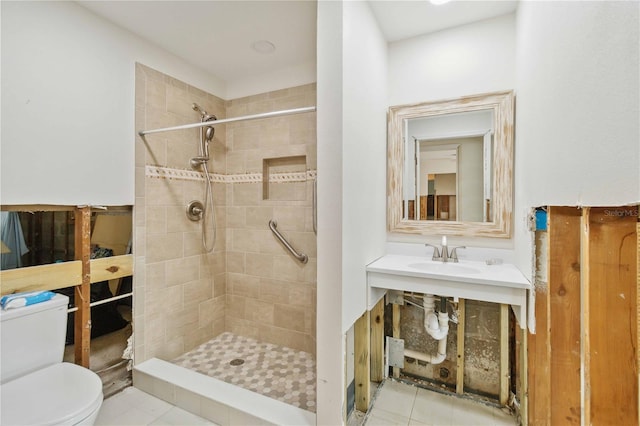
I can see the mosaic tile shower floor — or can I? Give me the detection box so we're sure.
[173,332,316,413]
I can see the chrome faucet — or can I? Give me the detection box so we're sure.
[425,237,466,263]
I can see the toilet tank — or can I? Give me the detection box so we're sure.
[0,294,69,384]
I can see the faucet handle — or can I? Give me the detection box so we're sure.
[425,243,442,261]
[449,246,466,263]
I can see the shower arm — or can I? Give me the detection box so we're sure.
[138,106,316,137]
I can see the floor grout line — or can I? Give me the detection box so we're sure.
[172,332,317,413]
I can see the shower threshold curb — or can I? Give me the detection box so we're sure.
[133,358,315,426]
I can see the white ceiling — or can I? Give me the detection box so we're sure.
[78,0,517,85]
[368,1,518,42]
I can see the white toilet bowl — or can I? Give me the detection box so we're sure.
[1,362,103,426]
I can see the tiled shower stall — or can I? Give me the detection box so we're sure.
[133,64,317,419]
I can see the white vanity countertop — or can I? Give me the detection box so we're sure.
[367,254,531,289]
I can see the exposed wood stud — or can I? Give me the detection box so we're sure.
[528,283,550,425]
[499,303,509,406]
[549,206,582,425]
[74,206,92,368]
[0,261,83,295]
[354,310,371,412]
[0,255,133,296]
[456,298,465,395]
[392,303,401,378]
[0,204,134,373]
[370,298,385,382]
[586,207,637,425]
[581,207,591,426]
[519,326,528,426]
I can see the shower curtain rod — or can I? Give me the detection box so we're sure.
[138,106,316,137]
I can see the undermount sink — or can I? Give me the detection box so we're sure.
[366,254,531,328]
[407,262,481,275]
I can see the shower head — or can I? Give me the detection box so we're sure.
[192,103,217,122]
[192,102,217,150]
[192,103,206,118]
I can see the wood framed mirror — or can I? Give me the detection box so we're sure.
[387,91,514,238]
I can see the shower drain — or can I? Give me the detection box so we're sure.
[229,358,245,366]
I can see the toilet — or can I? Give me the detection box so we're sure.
[1,294,103,425]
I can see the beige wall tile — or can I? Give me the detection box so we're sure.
[227,206,246,229]
[273,304,306,333]
[140,64,170,84]
[165,255,201,287]
[226,316,259,340]
[267,182,306,201]
[137,75,316,362]
[245,206,274,229]
[226,251,245,273]
[231,125,261,151]
[213,273,226,298]
[199,296,225,329]
[146,79,166,112]
[182,180,205,205]
[288,283,314,307]
[272,255,306,282]
[146,262,167,289]
[166,205,200,233]
[166,84,198,118]
[272,206,306,231]
[228,273,260,298]
[257,324,310,353]
[166,139,196,170]
[146,233,184,263]
[231,229,267,253]
[135,227,146,257]
[183,231,204,257]
[206,252,225,276]
[259,278,290,304]
[135,197,146,227]
[231,183,261,206]
[225,294,247,318]
[245,252,274,278]
[146,284,183,316]
[245,298,275,325]
[183,278,213,304]
[146,178,183,207]
[145,205,167,235]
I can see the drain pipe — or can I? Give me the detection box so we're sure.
[404,294,450,365]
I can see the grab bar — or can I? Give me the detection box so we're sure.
[312,177,317,235]
[268,220,308,264]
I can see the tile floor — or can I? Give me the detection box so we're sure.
[95,386,217,426]
[173,332,316,412]
[98,379,516,426]
[363,379,517,426]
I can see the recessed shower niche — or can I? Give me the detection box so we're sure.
[262,155,308,200]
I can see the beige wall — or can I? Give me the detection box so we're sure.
[134,64,227,362]
[224,84,317,355]
[134,65,317,361]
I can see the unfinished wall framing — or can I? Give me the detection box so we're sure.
[527,206,638,425]
[0,205,134,368]
[356,294,513,413]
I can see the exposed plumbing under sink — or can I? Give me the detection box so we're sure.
[404,294,450,365]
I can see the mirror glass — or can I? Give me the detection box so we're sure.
[406,109,493,223]
[388,91,514,238]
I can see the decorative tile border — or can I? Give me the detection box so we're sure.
[146,165,317,183]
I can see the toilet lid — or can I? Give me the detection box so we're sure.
[1,362,103,426]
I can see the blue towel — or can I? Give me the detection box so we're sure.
[0,212,29,270]
[1,291,56,310]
